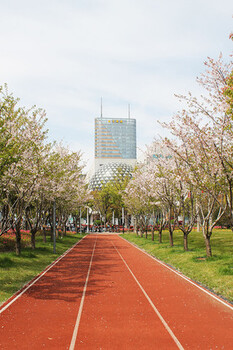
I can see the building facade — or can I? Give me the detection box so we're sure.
[94,117,136,171]
[89,115,137,190]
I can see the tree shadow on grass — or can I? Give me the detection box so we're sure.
[0,257,15,268]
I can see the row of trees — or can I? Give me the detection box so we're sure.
[90,169,130,227]
[124,53,233,257]
[0,85,89,254]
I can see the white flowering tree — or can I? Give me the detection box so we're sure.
[124,165,154,237]
[162,54,233,257]
[2,108,48,253]
[52,145,87,236]
[0,85,87,254]
[0,85,25,236]
[145,141,198,249]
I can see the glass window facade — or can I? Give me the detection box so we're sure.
[95,118,136,159]
[89,162,133,190]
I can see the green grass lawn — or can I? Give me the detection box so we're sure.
[121,229,233,303]
[0,233,85,304]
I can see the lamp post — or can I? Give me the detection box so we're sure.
[122,207,125,234]
[87,207,89,233]
[53,200,56,254]
[112,210,115,232]
[85,206,92,233]
[79,207,82,234]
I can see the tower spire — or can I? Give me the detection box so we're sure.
[101,97,103,118]
[128,103,131,119]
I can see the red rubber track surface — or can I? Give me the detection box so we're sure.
[0,234,233,349]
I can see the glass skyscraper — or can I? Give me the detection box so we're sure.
[90,116,137,190]
[95,117,136,170]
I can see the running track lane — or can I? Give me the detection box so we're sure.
[0,234,233,349]
[71,235,233,349]
[73,234,180,349]
[114,235,233,349]
[0,236,96,349]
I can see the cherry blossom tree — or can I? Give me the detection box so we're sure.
[124,165,154,237]
[146,140,198,250]
[2,106,48,254]
[0,85,87,254]
[162,54,233,257]
[0,85,26,236]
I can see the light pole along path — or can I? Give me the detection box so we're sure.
[0,234,233,349]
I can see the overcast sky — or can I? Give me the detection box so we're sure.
[0,0,232,171]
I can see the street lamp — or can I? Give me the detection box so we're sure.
[86,207,89,233]
[122,207,125,234]
[53,200,56,254]
[79,207,82,234]
[112,210,115,232]
[85,206,92,233]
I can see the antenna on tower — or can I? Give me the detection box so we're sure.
[100,97,103,118]
[128,103,131,119]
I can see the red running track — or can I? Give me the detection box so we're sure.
[0,234,233,349]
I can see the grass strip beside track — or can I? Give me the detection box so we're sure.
[121,229,233,303]
[0,233,86,304]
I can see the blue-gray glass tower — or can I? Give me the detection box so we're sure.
[91,117,137,189]
[95,117,136,169]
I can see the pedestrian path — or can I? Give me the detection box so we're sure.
[0,234,233,349]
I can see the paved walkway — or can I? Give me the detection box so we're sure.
[1,234,233,349]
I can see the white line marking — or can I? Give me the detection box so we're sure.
[0,236,86,314]
[113,243,184,350]
[69,236,97,350]
[119,236,233,312]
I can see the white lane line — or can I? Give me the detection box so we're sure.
[113,243,184,350]
[119,236,233,312]
[69,236,97,350]
[0,236,86,314]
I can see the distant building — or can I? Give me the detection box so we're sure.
[89,162,133,190]
[94,117,137,171]
[90,114,137,190]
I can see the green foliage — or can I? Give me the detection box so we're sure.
[91,166,131,222]
[94,219,101,225]
[0,84,22,177]
[223,70,233,116]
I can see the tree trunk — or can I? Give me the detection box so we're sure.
[75,216,78,234]
[197,213,201,232]
[31,230,36,250]
[202,224,212,257]
[145,227,148,239]
[43,227,47,243]
[159,228,162,243]
[50,225,53,241]
[140,227,143,237]
[184,233,188,251]
[25,220,29,231]
[15,226,21,256]
[204,235,212,257]
[169,227,173,247]
[168,206,174,247]
[151,227,154,241]
[60,226,64,238]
